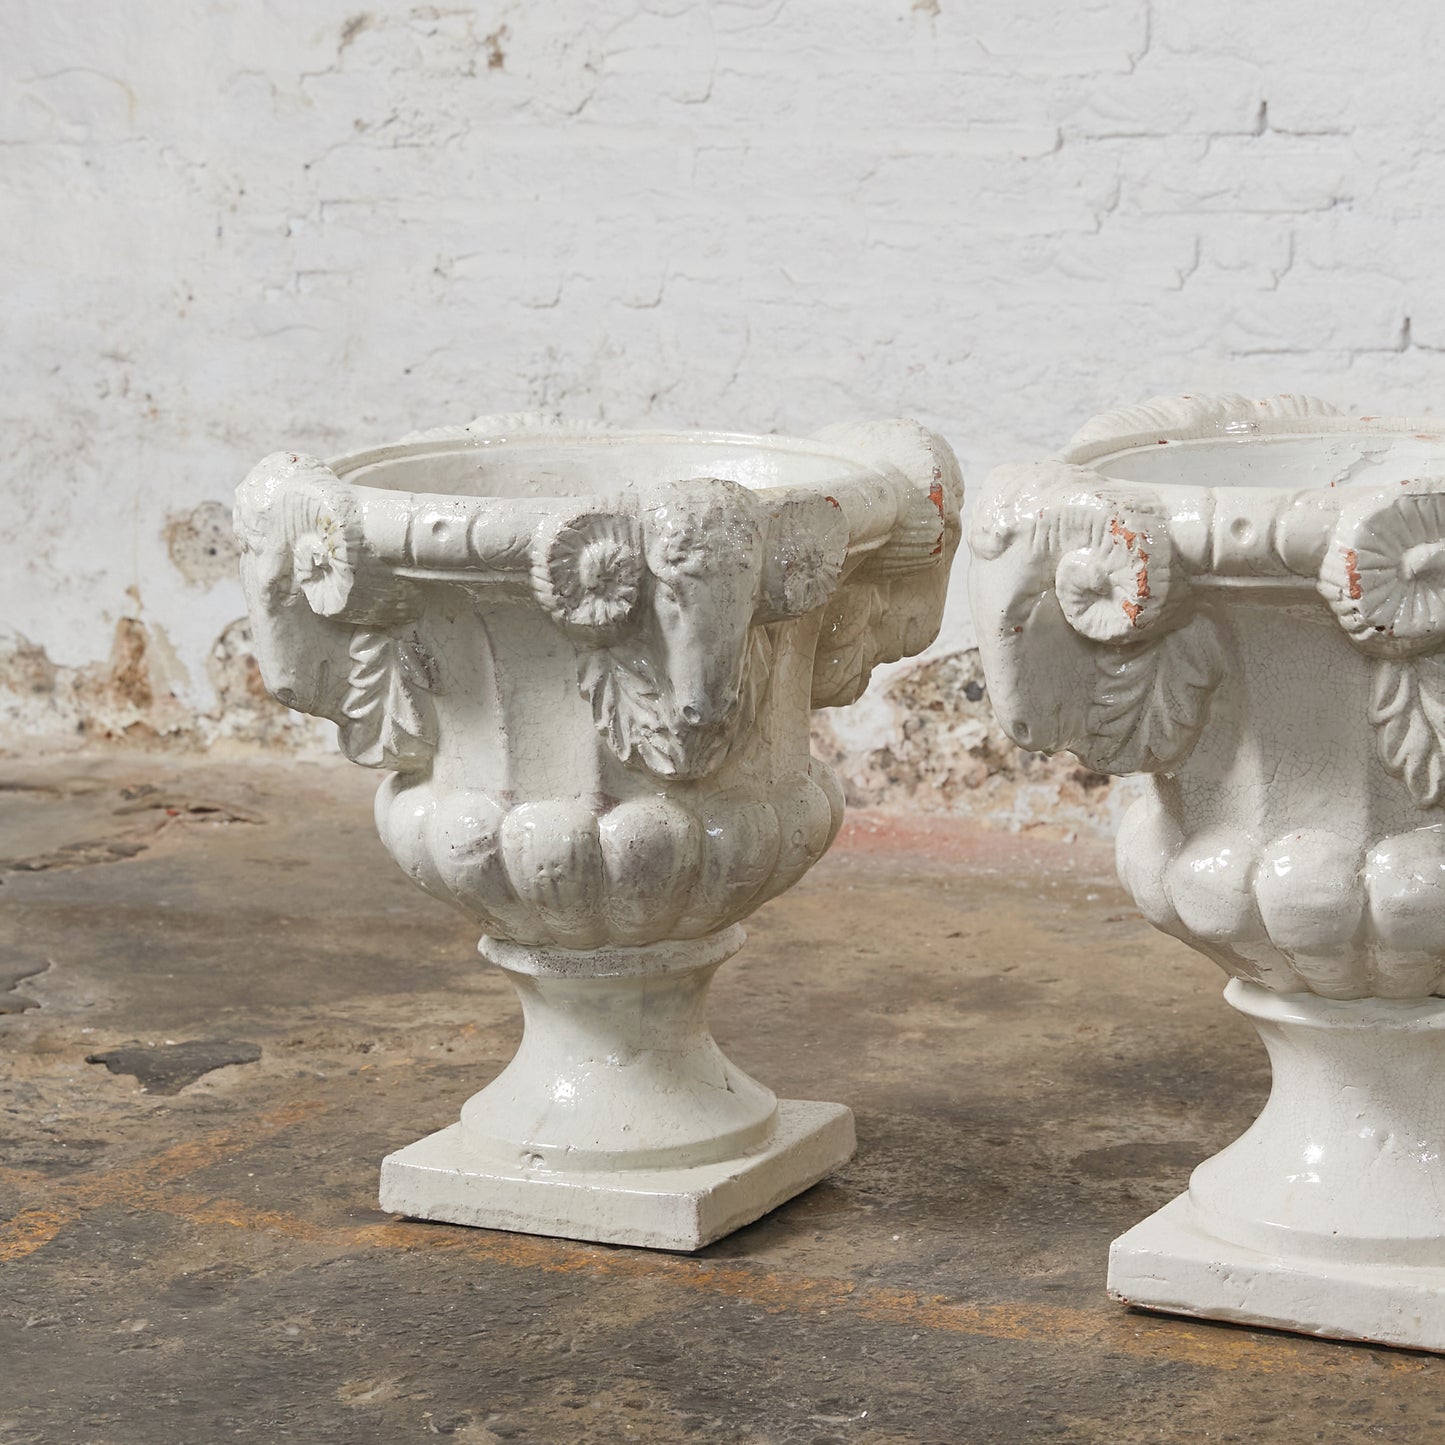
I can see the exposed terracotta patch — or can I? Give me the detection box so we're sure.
[927,481,947,554]
[1122,548,1151,625]
[1343,547,1363,601]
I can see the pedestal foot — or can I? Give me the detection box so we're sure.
[379,928,856,1248]
[1109,1194,1445,1351]
[380,1098,855,1251]
[1108,979,1445,1352]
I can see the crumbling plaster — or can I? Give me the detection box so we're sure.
[7,0,1445,824]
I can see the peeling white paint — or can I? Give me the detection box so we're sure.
[7,0,1445,805]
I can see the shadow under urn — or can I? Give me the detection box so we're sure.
[236,413,961,1249]
[971,392,1445,1350]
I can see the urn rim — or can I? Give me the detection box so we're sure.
[328,425,886,507]
[1064,399,1445,498]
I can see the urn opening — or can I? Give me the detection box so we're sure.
[333,433,875,501]
[1079,429,1445,494]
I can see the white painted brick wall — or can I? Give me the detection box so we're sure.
[5,0,1445,762]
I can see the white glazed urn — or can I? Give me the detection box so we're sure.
[236,413,961,1249]
[971,393,1445,1350]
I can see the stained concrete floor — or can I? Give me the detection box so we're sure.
[2,754,1444,1444]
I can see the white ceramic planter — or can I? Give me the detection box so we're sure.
[236,413,960,1249]
[971,393,1445,1350]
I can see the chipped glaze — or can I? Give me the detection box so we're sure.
[971,393,1445,1351]
[236,412,961,1250]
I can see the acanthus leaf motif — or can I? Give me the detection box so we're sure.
[810,583,887,709]
[580,643,662,770]
[340,628,439,771]
[1081,614,1224,774]
[737,628,774,748]
[580,631,772,780]
[1370,655,1445,807]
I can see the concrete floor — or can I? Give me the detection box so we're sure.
[3,754,1444,1444]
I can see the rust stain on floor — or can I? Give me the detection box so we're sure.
[1,753,1442,1442]
[4,1124,1428,1383]
[0,1099,326,1263]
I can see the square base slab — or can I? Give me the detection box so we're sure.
[379,1099,856,1251]
[1108,1193,1445,1352]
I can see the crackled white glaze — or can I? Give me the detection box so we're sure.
[970,392,1445,1350]
[238,412,961,1249]
[972,393,1445,1000]
[1108,982,1445,1351]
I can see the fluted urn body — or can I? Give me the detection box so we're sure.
[237,413,960,1249]
[971,393,1445,1350]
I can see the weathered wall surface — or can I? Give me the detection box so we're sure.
[6,0,1445,823]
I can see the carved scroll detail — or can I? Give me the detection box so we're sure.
[234,453,436,772]
[970,457,1219,776]
[240,417,960,787]
[806,419,963,708]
